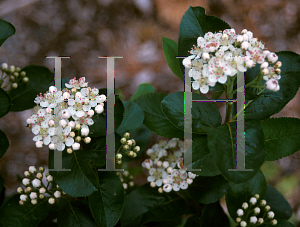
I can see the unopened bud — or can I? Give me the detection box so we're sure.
[124,132,130,139]
[12,83,18,89]
[20,71,26,77]
[22,77,29,83]
[120,138,127,144]
[274,61,282,68]
[84,137,91,144]
[116,153,122,159]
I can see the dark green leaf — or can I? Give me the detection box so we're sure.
[89,172,125,227]
[0,129,9,159]
[264,185,293,220]
[226,170,267,220]
[245,51,300,120]
[130,83,155,102]
[178,6,230,74]
[120,184,186,227]
[49,149,107,197]
[203,120,266,183]
[262,220,295,227]
[0,194,49,227]
[184,215,200,227]
[117,101,144,135]
[9,65,54,111]
[0,19,15,47]
[161,92,222,134]
[185,135,220,176]
[262,117,300,161]
[135,93,184,139]
[0,87,11,118]
[199,202,230,227]
[188,175,228,204]
[162,36,184,81]
[57,200,97,227]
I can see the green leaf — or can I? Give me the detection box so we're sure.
[88,172,125,227]
[245,51,300,120]
[178,6,230,74]
[117,101,144,135]
[49,149,107,197]
[9,65,54,111]
[130,83,155,102]
[0,129,9,159]
[185,135,220,176]
[199,202,230,227]
[261,117,300,161]
[120,184,186,227]
[0,194,49,227]
[184,216,200,227]
[203,120,266,183]
[262,220,295,227]
[0,87,12,118]
[0,19,15,47]
[57,200,98,227]
[188,175,228,204]
[162,36,184,81]
[161,92,222,134]
[90,94,124,137]
[226,170,267,220]
[264,185,293,220]
[135,93,184,139]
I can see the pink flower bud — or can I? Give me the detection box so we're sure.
[241,41,250,50]
[49,143,56,150]
[87,110,94,117]
[35,141,43,148]
[72,142,80,150]
[81,127,89,136]
[48,120,55,127]
[265,79,279,91]
[95,105,104,114]
[46,108,52,114]
[202,52,210,60]
[267,52,278,63]
[182,58,191,68]
[29,166,36,173]
[63,92,70,99]
[59,119,67,128]
[68,121,75,129]
[62,109,71,119]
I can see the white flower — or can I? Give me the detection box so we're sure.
[182,57,192,68]
[250,216,257,224]
[62,109,71,119]
[22,178,30,186]
[240,221,247,227]
[147,168,168,187]
[249,197,257,205]
[35,141,43,148]
[30,192,38,200]
[162,161,169,169]
[265,79,280,91]
[142,159,153,169]
[267,211,275,219]
[49,143,56,150]
[46,175,53,182]
[72,142,80,150]
[59,119,67,128]
[49,86,57,93]
[167,169,189,191]
[54,191,61,198]
[95,105,104,114]
[242,202,248,209]
[48,198,55,204]
[63,92,70,99]
[20,194,27,201]
[87,109,94,117]
[162,184,172,192]
[241,41,250,50]
[123,183,128,189]
[39,187,46,194]
[237,209,244,216]
[32,179,41,188]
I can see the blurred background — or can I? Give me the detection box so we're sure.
[0,0,300,225]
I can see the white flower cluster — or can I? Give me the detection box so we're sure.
[116,132,141,164]
[116,170,135,190]
[1,63,28,90]
[26,77,106,153]
[17,166,65,205]
[236,194,277,226]
[182,29,282,94]
[142,138,196,193]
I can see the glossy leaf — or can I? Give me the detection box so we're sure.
[0,19,15,47]
[245,51,300,120]
[121,184,186,227]
[185,135,220,176]
[0,129,9,159]
[264,185,293,220]
[117,101,144,135]
[89,172,125,227]
[162,36,184,81]
[203,120,266,183]
[161,92,222,134]
[57,200,97,227]
[0,194,49,227]
[262,220,295,227]
[135,93,184,139]
[130,83,155,102]
[0,87,11,118]
[199,202,230,227]
[49,149,106,197]
[178,6,230,74]
[226,170,267,219]
[188,175,228,204]
[261,117,300,161]
[9,66,54,111]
